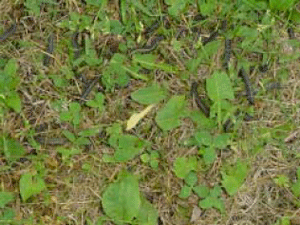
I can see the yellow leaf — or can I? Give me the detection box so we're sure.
[126,104,155,130]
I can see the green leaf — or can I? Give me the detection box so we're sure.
[60,102,81,126]
[155,95,186,131]
[20,173,46,202]
[149,159,159,170]
[25,0,41,15]
[198,0,215,16]
[135,196,158,225]
[197,185,225,212]
[274,175,290,188]
[107,123,123,148]
[78,127,101,137]
[5,92,21,113]
[141,153,150,163]
[74,137,91,146]
[199,195,225,212]
[102,171,141,223]
[184,171,198,187]
[210,185,222,198]
[222,160,248,196]
[4,59,18,77]
[165,0,187,17]
[56,147,82,160]
[0,192,15,208]
[290,8,300,22]
[269,0,295,11]
[0,208,16,223]
[202,147,216,165]
[62,130,76,142]
[195,131,212,146]
[206,71,234,102]
[102,53,130,90]
[86,0,107,7]
[0,136,26,162]
[291,168,300,197]
[133,54,177,73]
[213,134,231,149]
[113,135,146,162]
[131,83,167,105]
[173,156,197,179]
[193,185,210,198]
[131,0,154,16]
[188,110,215,129]
[179,185,192,199]
[86,93,105,112]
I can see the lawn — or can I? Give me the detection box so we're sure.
[1,0,300,224]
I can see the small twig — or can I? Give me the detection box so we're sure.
[284,129,300,143]
[239,67,254,105]
[191,82,210,118]
[0,22,17,42]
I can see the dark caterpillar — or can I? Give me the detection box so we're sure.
[223,111,253,132]
[223,39,231,70]
[202,31,219,46]
[72,32,80,59]
[131,35,164,54]
[79,77,99,104]
[287,27,295,39]
[0,22,17,42]
[144,16,166,36]
[191,82,210,118]
[43,33,55,66]
[239,67,254,105]
[35,136,67,145]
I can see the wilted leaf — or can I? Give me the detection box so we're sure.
[126,104,155,130]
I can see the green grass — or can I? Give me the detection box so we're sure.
[0,0,300,224]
